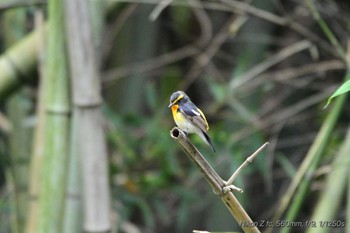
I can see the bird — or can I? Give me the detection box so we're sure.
[168,90,215,152]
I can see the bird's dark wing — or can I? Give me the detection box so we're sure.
[179,103,209,132]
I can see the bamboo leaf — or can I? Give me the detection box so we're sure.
[325,74,350,108]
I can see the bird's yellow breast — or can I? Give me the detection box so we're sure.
[171,104,182,123]
[171,104,197,133]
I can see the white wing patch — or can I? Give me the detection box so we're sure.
[191,109,200,116]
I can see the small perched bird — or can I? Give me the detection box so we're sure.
[168,91,215,152]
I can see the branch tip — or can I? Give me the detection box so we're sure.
[170,127,180,138]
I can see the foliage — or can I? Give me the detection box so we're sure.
[326,75,350,108]
[0,0,349,233]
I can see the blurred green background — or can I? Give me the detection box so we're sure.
[0,0,349,233]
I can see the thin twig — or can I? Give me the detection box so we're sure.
[228,40,312,91]
[238,60,344,114]
[108,0,234,12]
[102,4,138,66]
[102,45,200,83]
[266,60,344,82]
[149,0,172,21]
[306,0,346,59]
[170,127,260,233]
[218,0,341,59]
[181,14,246,89]
[226,142,269,185]
[227,87,334,144]
[190,0,213,48]
[112,0,340,58]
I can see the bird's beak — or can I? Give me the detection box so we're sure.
[168,103,173,108]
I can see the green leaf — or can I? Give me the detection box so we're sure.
[325,73,350,108]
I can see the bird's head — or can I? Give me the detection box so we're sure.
[168,91,189,108]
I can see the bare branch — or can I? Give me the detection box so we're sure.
[226,142,269,186]
[170,127,261,233]
[229,40,312,91]
[149,0,172,21]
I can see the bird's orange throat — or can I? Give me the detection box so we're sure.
[171,104,179,119]
[171,104,178,112]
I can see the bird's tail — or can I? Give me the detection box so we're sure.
[200,130,216,153]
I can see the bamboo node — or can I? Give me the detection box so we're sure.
[222,184,244,194]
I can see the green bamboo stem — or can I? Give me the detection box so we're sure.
[275,79,348,233]
[0,0,45,10]
[63,0,111,231]
[306,128,350,233]
[62,2,105,232]
[3,5,30,233]
[347,169,350,233]
[63,113,82,233]
[0,25,41,100]
[36,0,71,232]
[0,1,115,101]
[63,2,106,231]
[26,10,46,233]
[7,93,32,233]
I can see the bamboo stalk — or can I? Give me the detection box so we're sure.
[63,113,82,233]
[272,78,348,233]
[170,127,260,233]
[306,128,350,233]
[0,1,115,101]
[36,0,71,232]
[63,0,111,231]
[347,169,350,233]
[0,25,41,100]
[26,9,46,233]
[7,93,32,233]
[2,4,29,233]
[63,1,106,232]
